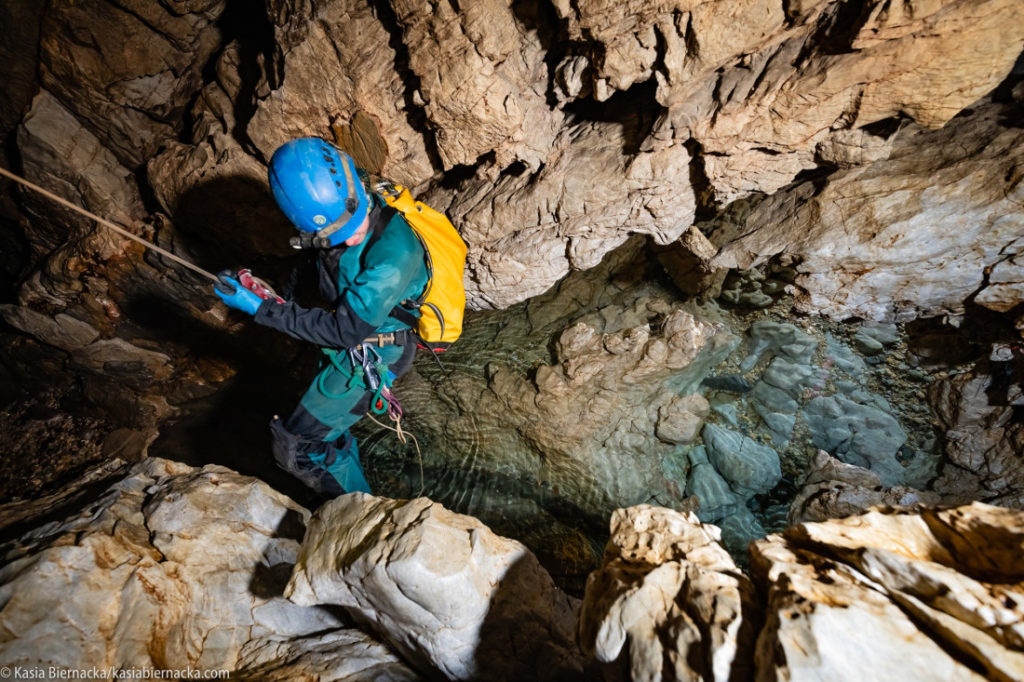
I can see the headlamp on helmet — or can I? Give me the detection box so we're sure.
[268,138,369,248]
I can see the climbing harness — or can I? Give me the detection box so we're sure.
[0,166,219,283]
[318,341,425,495]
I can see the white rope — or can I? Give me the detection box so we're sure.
[0,166,219,282]
[365,412,426,497]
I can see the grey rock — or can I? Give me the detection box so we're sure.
[803,395,908,486]
[711,402,741,427]
[738,291,774,308]
[826,333,867,377]
[685,446,741,523]
[716,507,767,557]
[751,382,799,414]
[753,404,795,447]
[859,322,901,346]
[741,322,817,372]
[853,330,885,355]
[701,424,782,498]
[761,357,818,398]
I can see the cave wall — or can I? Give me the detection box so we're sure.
[0,0,1022,486]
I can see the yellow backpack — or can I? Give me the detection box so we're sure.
[376,181,467,352]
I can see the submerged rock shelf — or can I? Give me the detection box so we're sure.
[358,241,955,580]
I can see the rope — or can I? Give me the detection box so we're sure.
[365,412,425,497]
[0,166,219,282]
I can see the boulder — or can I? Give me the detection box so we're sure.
[752,503,1024,681]
[286,493,590,681]
[579,505,758,682]
[0,458,413,678]
[788,450,940,524]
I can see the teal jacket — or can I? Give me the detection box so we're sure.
[255,199,429,348]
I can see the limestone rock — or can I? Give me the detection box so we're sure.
[249,0,434,188]
[0,458,412,678]
[657,226,727,297]
[390,0,561,172]
[657,393,710,444]
[711,101,1024,321]
[0,0,44,137]
[233,630,420,681]
[752,503,1024,681]
[450,121,695,310]
[931,370,1024,508]
[701,423,781,498]
[38,0,226,166]
[788,451,940,524]
[17,90,146,254]
[557,0,1023,203]
[71,339,174,390]
[803,394,908,486]
[148,83,295,262]
[0,306,99,352]
[286,494,589,681]
[579,505,758,682]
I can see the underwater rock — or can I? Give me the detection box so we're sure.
[825,333,868,377]
[753,504,1024,681]
[701,424,782,499]
[0,458,411,677]
[853,330,885,355]
[803,394,908,486]
[702,373,754,393]
[716,507,768,557]
[287,494,589,681]
[579,505,758,682]
[685,446,741,523]
[741,321,817,372]
[656,394,710,444]
[788,451,940,524]
[752,403,796,448]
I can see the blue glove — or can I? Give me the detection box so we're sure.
[215,270,263,315]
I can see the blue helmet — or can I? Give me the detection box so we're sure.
[268,138,370,248]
